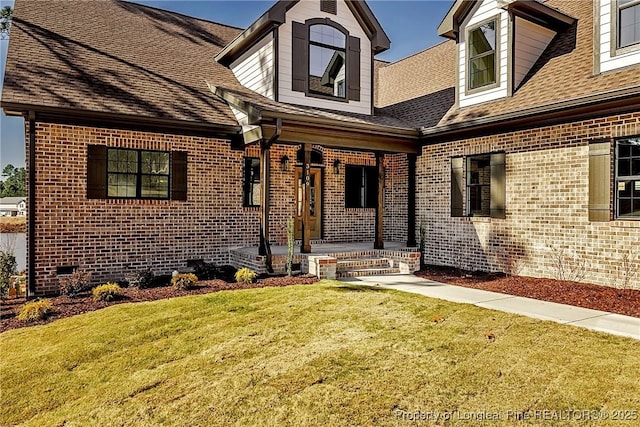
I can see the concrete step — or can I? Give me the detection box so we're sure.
[336,257,390,272]
[336,267,401,278]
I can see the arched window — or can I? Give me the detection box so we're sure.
[296,147,324,164]
[309,24,346,98]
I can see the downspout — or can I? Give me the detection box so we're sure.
[27,111,36,297]
[259,118,281,273]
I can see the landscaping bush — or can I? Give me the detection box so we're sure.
[59,270,91,297]
[235,267,257,284]
[192,262,237,281]
[17,299,53,322]
[0,250,17,297]
[92,283,123,302]
[171,273,198,290]
[125,269,154,288]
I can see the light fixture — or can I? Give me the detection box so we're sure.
[280,155,290,172]
[333,159,341,175]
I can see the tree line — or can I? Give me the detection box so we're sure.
[0,165,26,197]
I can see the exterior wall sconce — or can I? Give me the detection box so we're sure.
[280,155,290,172]
[333,159,341,175]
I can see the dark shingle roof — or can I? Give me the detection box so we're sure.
[1,0,243,126]
[213,84,416,130]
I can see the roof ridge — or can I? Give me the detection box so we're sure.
[122,0,245,31]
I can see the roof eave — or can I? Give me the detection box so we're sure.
[420,87,640,142]
[504,0,576,31]
[0,101,242,136]
[437,0,475,40]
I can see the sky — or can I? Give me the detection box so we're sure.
[0,0,453,169]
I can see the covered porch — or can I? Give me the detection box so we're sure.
[230,241,421,279]
[211,85,421,274]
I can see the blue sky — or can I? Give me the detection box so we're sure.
[0,0,453,168]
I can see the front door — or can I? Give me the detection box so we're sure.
[295,168,322,240]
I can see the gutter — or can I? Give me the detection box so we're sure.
[421,86,640,142]
[27,111,36,298]
[1,102,242,137]
[259,110,419,138]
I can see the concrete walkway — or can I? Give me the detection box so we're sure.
[342,274,640,340]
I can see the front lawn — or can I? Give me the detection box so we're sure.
[1,281,639,426]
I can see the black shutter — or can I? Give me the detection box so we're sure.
[347,35,361,101]
[171,151,188,201]
[451,157,464,217]
[490,152,506,219]
[87,145,107,199]
[292,21,308,93]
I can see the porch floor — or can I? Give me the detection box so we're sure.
[230,241,421,277]
[234,241,413,256]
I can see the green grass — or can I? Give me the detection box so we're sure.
[1,281,639,426]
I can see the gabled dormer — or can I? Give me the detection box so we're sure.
[215,0,390,116]
[438,0,574,108]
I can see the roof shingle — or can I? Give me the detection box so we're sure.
[1,0,243,126]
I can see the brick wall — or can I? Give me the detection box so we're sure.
[417,112,640,288]
[29,124,408,294]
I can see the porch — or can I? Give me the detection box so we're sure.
[230,241,421,279]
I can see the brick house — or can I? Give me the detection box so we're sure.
[1,0,640,295]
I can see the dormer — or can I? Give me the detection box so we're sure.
[596,0,640,74]
[438,0,574,109]
[215,0,390,116]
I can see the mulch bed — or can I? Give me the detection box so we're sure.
[3,268,639,333]
[0,276,318,333]
[416,265,640,318]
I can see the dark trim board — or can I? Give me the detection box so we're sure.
[1,103,241,139]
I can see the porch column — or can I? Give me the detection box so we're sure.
[407,153,417,247]
[301,143,312,253]
[258,140,273,271]
[374,152,384,249]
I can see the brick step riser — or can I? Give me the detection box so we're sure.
[337,259,391,271]
[336,268,401,278]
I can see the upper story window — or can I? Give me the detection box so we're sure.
[618,0,640,48]
[468,19,498,91]
[309,24,347,99]
[291,18,360,102]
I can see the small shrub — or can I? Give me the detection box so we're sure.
[17,299,53,322]
[0,250,17,297]
[193,261,217,281]
[59,270,91,297]
[171,273,198,290]
[235,267,257,284]
[125,269,154,288]
[92,283,123,302]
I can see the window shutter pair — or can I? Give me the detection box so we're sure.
[86,145,187,200]
[450,153,505,219]
[291,21,360,101]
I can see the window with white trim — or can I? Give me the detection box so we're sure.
[618,0,640,49]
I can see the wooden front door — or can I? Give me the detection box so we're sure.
[295,168,322,240]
